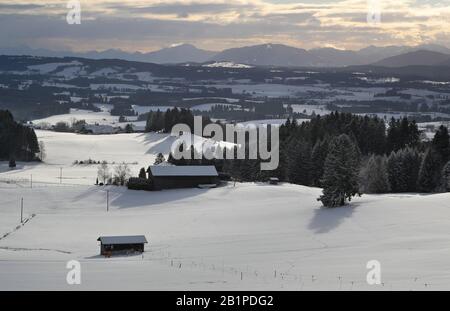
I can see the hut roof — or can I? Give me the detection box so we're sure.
[97,235,148,245]
[148,165,218,177]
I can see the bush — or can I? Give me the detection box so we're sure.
[54,121,71,132]
[127,178,153,191]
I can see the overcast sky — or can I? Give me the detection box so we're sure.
[1,0,449,52]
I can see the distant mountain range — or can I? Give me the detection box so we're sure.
[211,44,322,67]
[372,50,450,67]
[1,43,450,68]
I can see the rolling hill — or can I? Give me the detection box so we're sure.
[372,50,450,67]
[211,43,322,67]
[2,129,450,290]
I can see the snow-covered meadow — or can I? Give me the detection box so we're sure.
[2,130,450,290]
[0,130,170,186]
[2,180,450,290]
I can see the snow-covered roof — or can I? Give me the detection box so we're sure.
[97,235,148,245]
[148,165,218,177]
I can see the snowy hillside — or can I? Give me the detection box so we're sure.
[2,181,450,290]
[0,130,233,186]
[2,129,450,290]
[0,130,170,185]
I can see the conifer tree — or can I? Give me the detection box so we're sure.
[154,153,166,165]
[442,161,450,192]
[387,147,422,193]
[139,167,147,179]
[359,155,390,194]
[432,125,450,162]
[318,134,360,207]
[310,138,329,187]
[287,138,312,186]
[418,148,442,193]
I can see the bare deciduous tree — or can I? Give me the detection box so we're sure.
[38,141,46,161]
[114,163,131,186]
[97,161,110,184]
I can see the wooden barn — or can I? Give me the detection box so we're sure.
[97,235,148,256]
[146,165,219,190]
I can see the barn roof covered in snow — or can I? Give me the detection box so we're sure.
[97,235,148,245]
[148,165,219,177]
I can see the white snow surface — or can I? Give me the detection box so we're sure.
[2,130,450,290]
[203,62,253,69]
[33,109,120,127]
[1,181,450,290]
[0,131,172,186]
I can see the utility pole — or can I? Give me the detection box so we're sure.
[106,190,109,212]
[20,198,23,223]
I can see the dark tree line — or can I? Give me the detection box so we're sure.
[163,112,450,207]
[145,107,212,133]
[0,110,40,162]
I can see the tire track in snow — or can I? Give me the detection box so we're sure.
[0,214,36,241]
[0,246,72,254]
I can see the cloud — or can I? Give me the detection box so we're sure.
[0,0,448,51]
[106,1,256,18]
[0,3,44,10]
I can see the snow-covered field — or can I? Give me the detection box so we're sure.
[33,109,121,127]
[2,181,450,290]
[2,130,450,290]
[0,131,171,185]
[0,130,234,186]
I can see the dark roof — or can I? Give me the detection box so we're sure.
[148,165,218,177]
[97,235,148,245]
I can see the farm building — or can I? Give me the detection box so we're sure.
[146,165,219,190]
[97,235,148,256]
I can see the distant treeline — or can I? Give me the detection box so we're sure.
[0,110,40,161]
[0,86,102,121]
[144,108,212,133]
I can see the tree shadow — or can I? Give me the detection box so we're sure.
[0,161,42,174]
[111,187,210,209]
[84,253,145,260]
[71,186,105,202]
[145,135,176,155]
[69,185,210,209]
[308,204,357,234]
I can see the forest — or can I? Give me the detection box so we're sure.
[0,110,40,162]
[161,112,450,207]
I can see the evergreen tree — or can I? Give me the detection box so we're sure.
[154,153,166,165]
[387,147,422,193]
[139,167,147,179]
[418,148,442,193]
[359,155,390,193]
[432,125,450,162]
[310,138,329,187]
[442,161,450,192]
[387,117,420,152]
[287,138,312,185]
[124,124,134,133]
[318,134,360,207]
[0,110,40,161]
